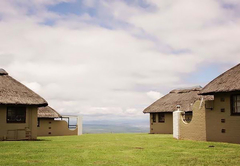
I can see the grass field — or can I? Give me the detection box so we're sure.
[0,134,240,166]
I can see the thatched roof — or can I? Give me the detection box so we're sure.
[38,106,61,118]
[200,63,240,95]
[0,69,48,106]
[143,86,212,113]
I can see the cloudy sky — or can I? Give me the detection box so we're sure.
[0,0,240,122]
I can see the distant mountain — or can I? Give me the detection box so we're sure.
[83,119,149,134]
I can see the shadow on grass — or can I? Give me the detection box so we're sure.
[1,139,51,142]
[32,139,51,142]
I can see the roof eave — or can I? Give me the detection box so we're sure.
[0,102,48,107]
[199,90,240,95]
[143,110,175,113]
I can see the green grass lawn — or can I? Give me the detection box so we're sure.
[0,134,240,166]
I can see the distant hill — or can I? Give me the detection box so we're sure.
[82,119,149,134]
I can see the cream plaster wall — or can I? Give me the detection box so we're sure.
[150,113,173,134]
[178,100,207,141]
[37,118,78,136]
[206,93,240,144]
[0,105,38,141]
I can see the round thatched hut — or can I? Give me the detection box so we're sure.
[0,69,47,140]
[37,106,80,136]
[143,86,207,134]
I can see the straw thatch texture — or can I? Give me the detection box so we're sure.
[200,63,240,95]
[0,69,47,106]
[143,86,212,113]
[38,106,61,118]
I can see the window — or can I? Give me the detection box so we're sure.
[152,113,156,123]
[7,106,26,123]
[158,113,165,123]
[231,95,240,115]
[37,118,40,127]
[183,111,192,123]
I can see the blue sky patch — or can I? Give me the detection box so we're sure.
[47,1,97,17]
[124,0,151,8]
[40,19,56,26]
[184,63,226,86]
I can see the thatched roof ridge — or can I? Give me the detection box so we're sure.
[200,63,240,95]
[170,86,202,93]
[0,69,8,75]
[38,106,61,118]
[0,69,48,106]
[143,86,212,113]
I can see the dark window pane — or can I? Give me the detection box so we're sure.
[237,95,240,100]
[158,113,165,123]
[37,119,40,127]
[152,114,156,123]
[231,95,240,114]
[7,106,26,123]
[237,106,240,113]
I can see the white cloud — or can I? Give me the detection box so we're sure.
[21,81,42,93]
[82,0,97,8]
[147,91,163,100]
[107,0,240,63]
[0,0,239,122]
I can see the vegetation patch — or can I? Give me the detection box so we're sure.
[0,134,240,166]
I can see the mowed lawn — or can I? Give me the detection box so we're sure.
[1,134,240,166]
